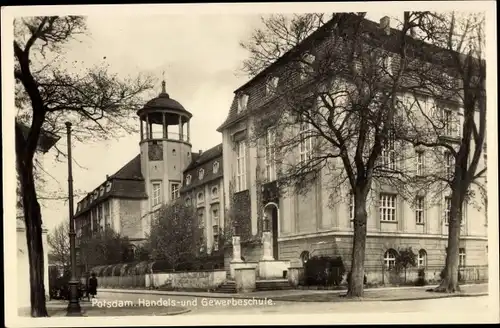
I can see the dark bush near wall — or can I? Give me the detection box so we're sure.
[415,268,427,286]
[304,256,346,286]
[151,260,174,273]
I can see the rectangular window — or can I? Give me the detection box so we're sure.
[382,134,396,170]
[415,197,424,224]
[349,192,355,222]
[459,248,466,267]
[170,183,180,201]
[152,182,162,207]
[416,151,425,176]
[299,122,313,163]
[212,208,219,226]
[236,141,247,192]
[265,127,277,181]
[380,194,397,222]
[103,201,110,228]
[443,109,457,136]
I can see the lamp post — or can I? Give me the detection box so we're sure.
[65,122,82,316]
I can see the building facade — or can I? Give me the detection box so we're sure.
[216,14,488,275]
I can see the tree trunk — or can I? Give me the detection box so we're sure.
[434,194,462,293]
[19,162,49,317]
[347,195,368,297]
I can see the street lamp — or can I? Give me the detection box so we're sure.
[65,122,82,316]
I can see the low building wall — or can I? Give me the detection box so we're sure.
[99,270,227,290]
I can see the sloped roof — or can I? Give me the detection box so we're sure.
[75,154,147,217]
[181,143,223,193]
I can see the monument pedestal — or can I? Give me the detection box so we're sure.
[235,267,256,293]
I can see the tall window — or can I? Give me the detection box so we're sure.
[152,182,162,207]
[384,249,397,270]
[444,109,453,136]
[416,151,425,176]
[459,248,466,267]
[265,127,277,181]
[418,249,427,268]
[170,183,180,200]
[380,194,396,222]
[444,151,454,177]
[103,201,110,228]
[444,196,451,224]
[236,141,247,192]
[381,134,396,170]
[415,196,425,224]
[97,203,103,229]
[266,76,279,96]
[299,122,313,163]
[212,208,219,226]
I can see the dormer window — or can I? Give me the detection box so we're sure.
[198,168,205,180]
[105,181,112,192]
[266,76,280,96]
[99,186,104,197]
[213,161,220,174]
[186,174,192,186]
[300,53,316,80]
[237,93,249,113]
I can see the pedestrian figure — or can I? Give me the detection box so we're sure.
[88,272,98,299]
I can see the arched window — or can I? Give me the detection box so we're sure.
[199,169,205,180]
[418,249,427,268]
[186,175,192,186]
[213,161,220,174]
[384,249,398,270]
[300,251,310,265]
[172,149,176,156]
[197,192,204,202]
[185,197,191,207]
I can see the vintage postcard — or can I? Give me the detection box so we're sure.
[2,1,498,327]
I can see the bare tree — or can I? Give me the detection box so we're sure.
[395,12,486,293]
[241,12,424,297]
[14,16,154,316]
[148,201,204,269]
[47,222,70,270]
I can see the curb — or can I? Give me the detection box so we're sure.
[98,283,487,300]
[48,306,191,317]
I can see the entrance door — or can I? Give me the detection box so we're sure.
[271,206,279,260]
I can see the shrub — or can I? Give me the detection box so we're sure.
[440,268,463,282]
[304,256,346,286]
[415,268,427,286]
[151,260,174,273]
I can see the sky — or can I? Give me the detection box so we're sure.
[11,7,459,232]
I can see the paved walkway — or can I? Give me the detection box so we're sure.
[18,299,190,317]
[98,283,488,302]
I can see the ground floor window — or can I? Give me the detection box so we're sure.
[384,249,397,270]
[418,249,427,268]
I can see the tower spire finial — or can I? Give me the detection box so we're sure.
[161,71,166,94]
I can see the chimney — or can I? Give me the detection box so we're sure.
[199,149,203,155]
[106,174,109,180]
[380,16,391,35]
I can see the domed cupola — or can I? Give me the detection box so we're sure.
[137,80,192,142]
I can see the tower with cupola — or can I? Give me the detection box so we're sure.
[137,81,193,235]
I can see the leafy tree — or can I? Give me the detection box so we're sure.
[241,12,424,297]
[79,228,133,268]
[395,247,417,283]
[47,221,70,270]
[13,16,154,316]
[395,12,486,293]
[148,201,204,269]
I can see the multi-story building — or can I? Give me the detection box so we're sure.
[216,13,488,277]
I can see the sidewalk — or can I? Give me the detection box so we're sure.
[18,299,190,317]
[98,283,488,302]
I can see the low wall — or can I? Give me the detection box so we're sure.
[98,275,146,288]
[143,270,226,289]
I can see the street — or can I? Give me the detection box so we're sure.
[94,290,491,316]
